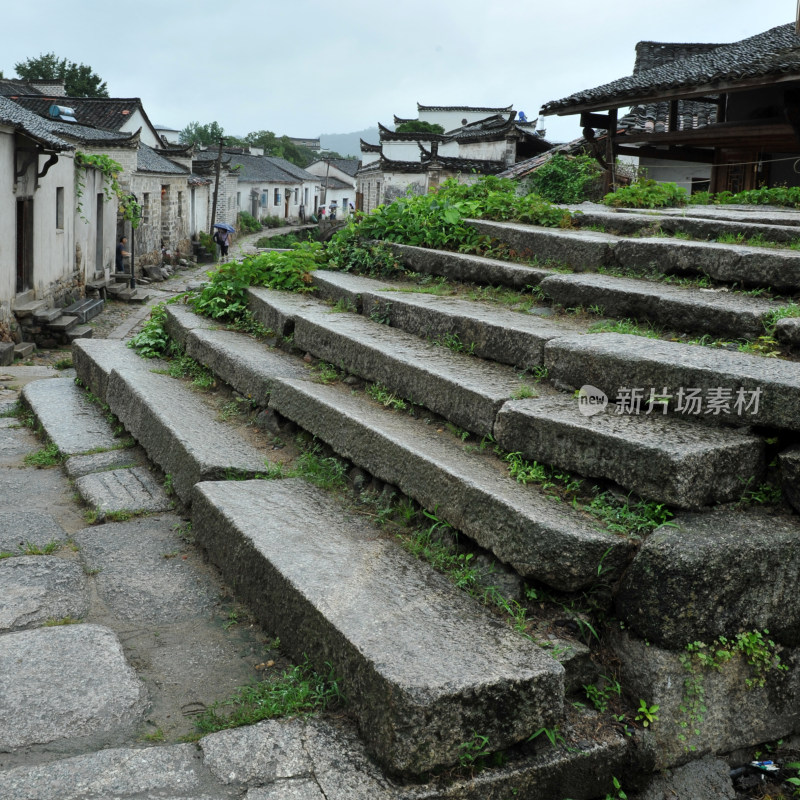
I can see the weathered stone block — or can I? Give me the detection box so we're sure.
[192,478,565,775]
[616,508,800,648]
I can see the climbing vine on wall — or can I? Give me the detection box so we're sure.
[74,151,141,229]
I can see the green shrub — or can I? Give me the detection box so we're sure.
[525,153,603,204]
[237,211,261,233]
[261,216,286,228]
[189,242,322,322]
[604,179,688,209]
[395,120,445,134]
[324,225,402,277]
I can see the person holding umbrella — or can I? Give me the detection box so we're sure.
[213,223,234,260]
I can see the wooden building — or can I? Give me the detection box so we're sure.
[540,22,800,194]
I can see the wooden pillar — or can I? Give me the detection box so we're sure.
[604,109,618,194]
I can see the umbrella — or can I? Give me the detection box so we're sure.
[213,223,235,233]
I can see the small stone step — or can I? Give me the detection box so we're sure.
[32,306,63,324]
[48,314,78,332]
[74,466,173,519]
[11,300,47,318]
[21,377,122,456]
[72,338,168,400]
[66,324,93,342]
[539,272,780,338]
[64,447,146,480]
[386,242,557,289]
[494,395,764,509]
[100,360,267,502]
[13,342,35,359]
[0,342,12,367]
[544,332,800,432]
[164,304,307,406]
[192,478,565,775]
[63,298,104,324]
[466,218,617,270]
[248,288,526,437]
[313,270,577,370]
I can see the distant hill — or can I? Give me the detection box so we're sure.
[319,127,380,159]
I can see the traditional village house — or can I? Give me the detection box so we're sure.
[540,21,800,194]
[194,148,319,223]
[0,96,112,333]
[305,158,359,218]
[356,104,550,211]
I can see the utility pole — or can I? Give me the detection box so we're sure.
[210,137,224,234]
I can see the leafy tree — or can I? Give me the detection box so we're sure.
[14,53,108,97]
[179,120,226,146]
[395,121,445,135]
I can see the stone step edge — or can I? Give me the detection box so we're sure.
[191,478,565,776]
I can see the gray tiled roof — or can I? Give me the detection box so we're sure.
[0,96,72,150]
[267,156,317,182]
[48,121,137,145]
[137,143,187,174]
[542,22,800,114]
[224,152,296,183]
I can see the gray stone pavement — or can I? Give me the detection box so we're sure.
[0,229,402,797]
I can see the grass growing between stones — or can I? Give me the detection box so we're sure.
[23,441,63,468]
[194,658,343,735]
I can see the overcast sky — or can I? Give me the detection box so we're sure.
[2,0,796,144]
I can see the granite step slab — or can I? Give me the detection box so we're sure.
[0,342,12,367]
[569,204,800,243]
[63,298,104,324]
[539,272,781,338]
[191,478,565,775]
[102,367,268,503]
[613,236,800,292]
[13,342,35,359]
[72,338,168,400]
[21,377,121,456]
[615,507,800,649]
[74,466,173,519]
[163,304,308,407]
[11,300,47,318]
[32,306,62,324]
[66,324,93,342]
[0,623,146,751]
[494,395,764,509]
[248,288,526,437]
[48,315,79,332]
[385,242,558,289]
[268,377,633,590]
[466,219,617,270]
[544,332,800,432]
[313,270,577,370]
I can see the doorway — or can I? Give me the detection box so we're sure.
[16,198,33,294]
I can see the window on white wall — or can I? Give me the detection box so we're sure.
[274,188,280,206]
[294,188,298,204]
[56,187,64,230]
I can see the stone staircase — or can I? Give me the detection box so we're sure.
[66,203,800,794]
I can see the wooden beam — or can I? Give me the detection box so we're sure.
[615,145,714,164]
[604,109,618,194]
[618,119,797,147]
